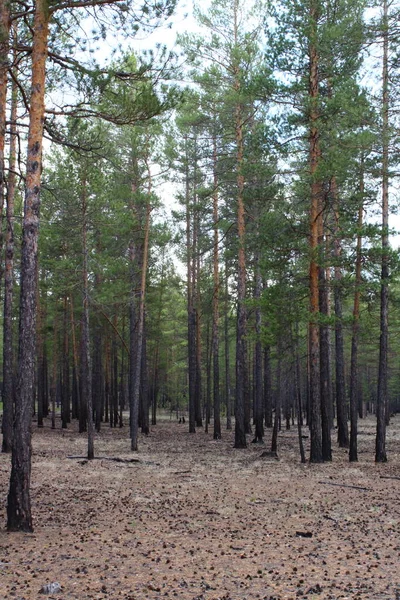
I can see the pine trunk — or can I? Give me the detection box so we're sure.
[308,0,323,463]
[7,0,49,532]
[349,177,364,462]
[234,2,247,448]
[376,0,389,463]
[212,135,221,439]
[2,38,17,453]
[333,185,349,448]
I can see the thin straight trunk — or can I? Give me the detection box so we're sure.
[185,136,196,434]
[43,348,49,418]
[319,249,332,461]
[37,347,45,428]
[234,0,247,449]
[333,179,349,448]
[140,318,149,435]
[271,344,282,454]
[131,202,151,451]
[51,315,58,430]
[308,0,323,463]
[295,324,306,463]
[225,264,232,430]
[212,134,221,439]
[205,319,211,432]
[0,0,10,279]
[194,184,203,428]
[2,38,17,453]
[69,296,80,421]
[376,0,389,463]
[129,281,135,437]
[61,295,69,429]
[151,252,166,426]
[105,340,111,423]
[195,299,203,427]
[253,255,264,443]
[349,166,364,462]
[81,174,94,460]
[263,344,273,428]
[92,328,102,433]
[7,0,49,532]
[119,314,125,428]
[112,314,119,428]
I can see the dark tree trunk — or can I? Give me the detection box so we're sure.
[253,257,264,443]
[92,328,103,433]
[294,329,306,463]
[61,296,70,429]
[37,349,45,428]
[204,319,210,433]
[185,137,196,434]
[195,304,203,428]
[131,201,151,451]
[212,133,221,440]
[263,345,273,428]
[224,264,232,430]
[1,44,17,452]
[333,184,349,448]
[140,325,150,435]
[319,263,332,461]
[81,174,94,460]
[271,348,282,454]
[349,185,364,462]
[70,296,79,421]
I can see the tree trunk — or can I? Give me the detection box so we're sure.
[349,170,364,462]
[81,174,94,460]
[131,202,151,451]
[212,134,221,439]
[332,182,349,448]
[7,0,49,532]
[234,0,247,449]
[185,136,196,434]
[263,344,273,428]
[224,262,232,430]
[308,0,323,463]
[376,0,389,463]
[319,258,332,461]
[2,37,17,453]
[253,255,264,443]
[140,320,150,435]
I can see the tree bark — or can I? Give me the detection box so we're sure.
[253,255,264,443]
[332,181,349,448]
[212,134,221,439]
[185,135,196,434]
[2,32,17,453]
[349,175,364,462]
[7,0,49,532]
[131,202,151,451]
[224,261,232,430]
[308,0,323,463]
[376,0,389,463]
[81,173,94,460]
[234,0,247,449]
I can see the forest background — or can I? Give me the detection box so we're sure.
[0,0,400,533]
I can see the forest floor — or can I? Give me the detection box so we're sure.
[0,414,399,600]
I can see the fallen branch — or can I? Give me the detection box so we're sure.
[318,481,370,491]
[67,456,140,463]
[380,475,400,481]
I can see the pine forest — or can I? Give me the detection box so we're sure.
[0,0,399,598]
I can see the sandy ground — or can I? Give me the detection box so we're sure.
[0,414,399,600]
